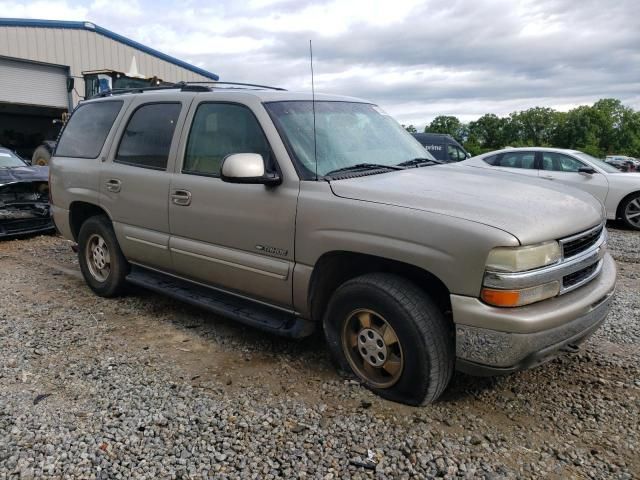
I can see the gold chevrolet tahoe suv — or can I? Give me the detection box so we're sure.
[49,83,616,405]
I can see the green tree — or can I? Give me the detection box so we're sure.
[413,98,640,158]
[426,116,464,142]
[555,105,600,155]
[402,124,417,133]
[467,114,508,150]
[506,107,562,146]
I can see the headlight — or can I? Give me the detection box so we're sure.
[485,241,561,273]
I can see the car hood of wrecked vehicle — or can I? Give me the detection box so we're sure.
[0,165,49,186]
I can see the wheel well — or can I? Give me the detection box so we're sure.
[308,251,452,324]
[69,202,109,241]
[616,190,640,219]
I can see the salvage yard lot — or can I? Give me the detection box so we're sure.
[1,226,638,479]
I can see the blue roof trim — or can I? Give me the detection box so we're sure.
[0,18,219,81]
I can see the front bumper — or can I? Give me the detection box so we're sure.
[0,211,54,237]
[453,253,616,375]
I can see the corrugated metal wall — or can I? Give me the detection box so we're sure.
[0,26,213,107]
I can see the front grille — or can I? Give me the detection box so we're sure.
[561,225,603,259]
[563,262,599,289]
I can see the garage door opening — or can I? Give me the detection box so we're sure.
[0,56,70,163]
[0,103,66,161]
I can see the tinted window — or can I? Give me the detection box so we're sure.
[483,154,498,165]
[184,103,272,176]
[447,145,467,162]
[56,101,122,158]
[486,151,536,169]
[116,103,181,170]
[541,152,584,172]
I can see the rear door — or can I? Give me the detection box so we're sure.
[538,151,609,203]
[100,94,193,271]
[168,100,298,308]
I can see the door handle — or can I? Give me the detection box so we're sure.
[541,175,554,180]
[105,178,122,192]
[171,189,192,206]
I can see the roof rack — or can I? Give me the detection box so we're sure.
[91,81,286,99]
[185,81,287,91]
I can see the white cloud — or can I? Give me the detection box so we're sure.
[0,0,87,20]
[2,0,638,125]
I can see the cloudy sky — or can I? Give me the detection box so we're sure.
[2,0,639,128]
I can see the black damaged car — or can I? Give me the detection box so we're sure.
[0,147,54,238]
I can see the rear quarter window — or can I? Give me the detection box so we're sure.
[483,154,498,165]
[55,101,123,159]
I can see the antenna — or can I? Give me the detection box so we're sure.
[310,39,318,181]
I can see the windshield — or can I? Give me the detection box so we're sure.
[0,149,26,168]
[574,152,620,173]
[265,101,435,178]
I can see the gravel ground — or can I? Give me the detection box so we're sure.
[0,223,638,479]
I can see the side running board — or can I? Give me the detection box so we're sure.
[126,266,315,338]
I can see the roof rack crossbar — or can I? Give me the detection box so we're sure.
[92,85,181,98]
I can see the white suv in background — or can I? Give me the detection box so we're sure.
[462,147,640,230]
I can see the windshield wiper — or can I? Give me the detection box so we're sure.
[397,158,443,168]
[324,163,405,178]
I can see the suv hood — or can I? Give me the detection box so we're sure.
[329,164,604,245]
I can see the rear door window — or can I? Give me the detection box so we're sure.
[489,151,536,169]
[115,103,181,170]
[55,101,123,158]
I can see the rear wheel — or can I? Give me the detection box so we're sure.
[323,273,454,405]
[77,216,129,297]
[620,193,640,231]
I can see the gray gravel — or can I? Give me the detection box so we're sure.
[0,222,638,479]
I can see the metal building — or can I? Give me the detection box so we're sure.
[0,18,219,160]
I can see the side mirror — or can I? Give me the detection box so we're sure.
[220,153,281,186]
[578,167,596,175]
[66,77,75,92]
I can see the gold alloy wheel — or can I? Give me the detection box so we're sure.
[341,308,404,388]
[86,233,111,282]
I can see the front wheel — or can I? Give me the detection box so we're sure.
[620,193,640,231]
[77,215,129,297]
[323,273,454,405]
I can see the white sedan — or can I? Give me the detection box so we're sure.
[461,147,640,230]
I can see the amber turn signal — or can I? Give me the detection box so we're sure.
[481,288,521,307]
[481,281,560,308]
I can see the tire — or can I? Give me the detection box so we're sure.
[323,273,454,405]
[32,145,51,166]
[619,193,640,231]
[77,215,129,297]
